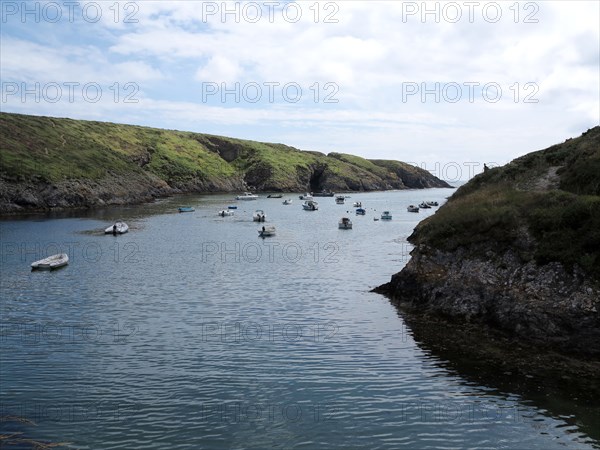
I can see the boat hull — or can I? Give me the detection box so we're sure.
[31,253,69,270]
[258,226,276,237]
[105,223,129,234]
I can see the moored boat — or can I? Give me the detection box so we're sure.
[31,253,69,270]
[258,225,276,237]
[335,195,345,204]
[236,192,259,200]
[302,200,319,211]
[407,205,419,213]
[299,193,314,200]
[381,211,392,220]
[218,210,234,217]
[105,222,129,234]
[253,210,266,222]
[426,201,439,207]
[178,206,195,213]
[419,202,431,209]
[356,208,366,215]
[338,217,352,229]
[353,201,362,207]
[267,194,283,198]
[283,199,293,205]
[228,205,238,209]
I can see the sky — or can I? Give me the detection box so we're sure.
[1,0,599,181]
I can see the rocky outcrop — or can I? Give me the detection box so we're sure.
[375,127,600,359]
[376,242,600,357]
[0,172,172,213]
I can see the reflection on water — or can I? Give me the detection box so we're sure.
[395,308,600,448]
[1,190,598,449]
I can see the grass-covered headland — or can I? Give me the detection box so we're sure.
[377,126,600,359]
[0,112,450,212]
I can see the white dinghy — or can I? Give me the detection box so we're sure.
[31,253,69,270]
[105,222,129,234]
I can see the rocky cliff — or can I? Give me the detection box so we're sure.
[376,127,600,358]
[0,112,451,213]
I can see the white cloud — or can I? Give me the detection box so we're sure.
[1,1,598,178]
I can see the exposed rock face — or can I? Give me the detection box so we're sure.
[375,127,600,359]
[376,242,600,357]
[0,172,172,212]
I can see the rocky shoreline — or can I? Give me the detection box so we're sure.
[0,173,450,215]
[375,242,600,358]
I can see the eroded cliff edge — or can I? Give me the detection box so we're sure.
[376,126,600,358]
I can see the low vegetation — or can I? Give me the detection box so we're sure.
[0,112,449,193]
[412,127,600,280]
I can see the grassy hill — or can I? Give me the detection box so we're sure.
[0,112,450,212]
[376,126,600,360]
[411,126,600,279]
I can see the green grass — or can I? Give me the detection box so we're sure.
[413,126,600,281]
[0,112,444,192]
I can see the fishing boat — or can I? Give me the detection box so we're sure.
[178,206,195,213]
[353,201,362,207]
[258,225,276,237]
[31,253,69,270]
[335,195,345,204]
[338,217,352,229]
[407,205,419,213]
[419,202,431,209]
[426,201,439,206]
[236,192,259,200]
[283,199,293,205]
[253,210,266,222]
[356,208,366,215]
[218,210,234,217]
[104,222,129,234]
[381,211,392,220]
[302,200,319,211]
[267,194,283,198]
[299,193,313,200]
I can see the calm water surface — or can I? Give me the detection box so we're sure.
[1,190,598,449]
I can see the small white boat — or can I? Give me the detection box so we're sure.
[218,210,234,217]
[31,253,69,270]
[339,217,352,229]
[283,199,293,205]
[258,225,276,237]
[236,192,258,200]
[335,195,345,204]
[353,201,362,208]
[426,201,439,207]
[299,193,313,200]
[302,200,319,211]
[381,211,392,220]
[105,222,129,234]
[419,202,431,209]
[253,210,266,222]
[407,205,420,213]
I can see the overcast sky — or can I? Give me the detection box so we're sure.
[1,1,598,180]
